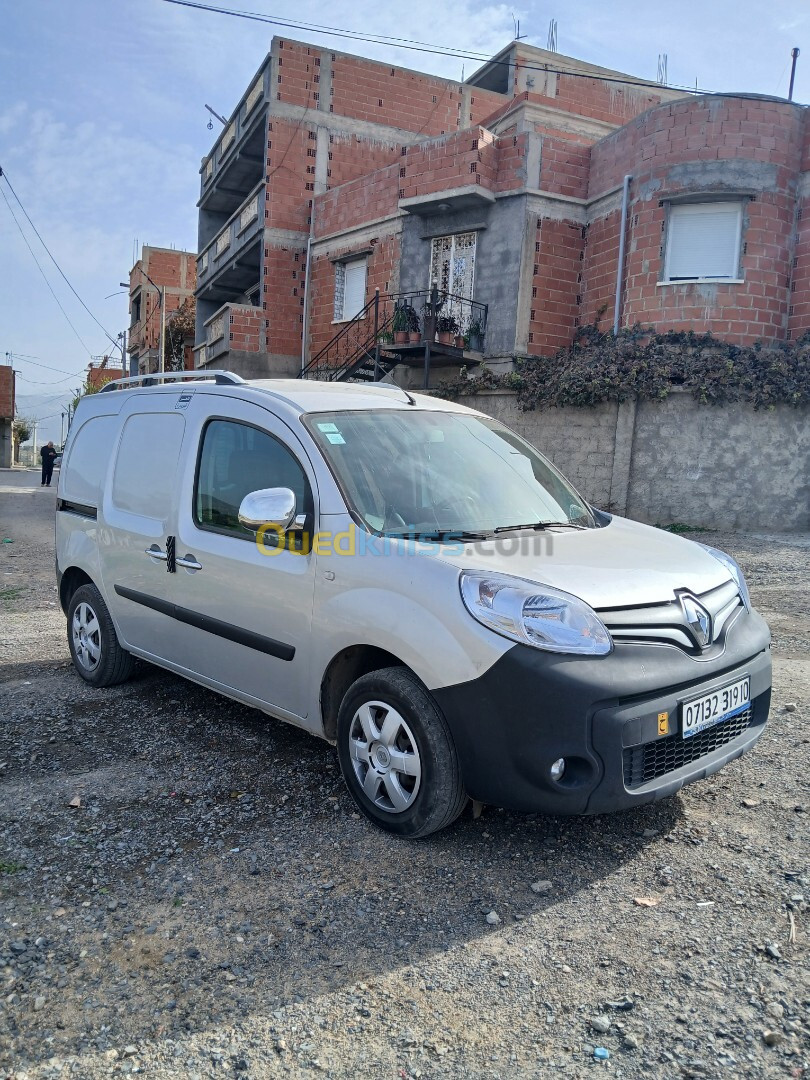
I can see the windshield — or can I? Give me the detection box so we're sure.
[308,410,596,535]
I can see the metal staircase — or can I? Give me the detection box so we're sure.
[299,288,488,388]
[299,292,397,384]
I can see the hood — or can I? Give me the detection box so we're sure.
[434,515,732,610]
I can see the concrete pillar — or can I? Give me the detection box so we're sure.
[608,395,637,515]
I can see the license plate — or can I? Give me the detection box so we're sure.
[681,676,751,739]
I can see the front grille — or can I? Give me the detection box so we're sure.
[623,707,754,789]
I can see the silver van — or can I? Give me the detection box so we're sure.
[55,371,771,836]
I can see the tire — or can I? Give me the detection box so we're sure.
[337,666,467,838]
[67,583,135,687]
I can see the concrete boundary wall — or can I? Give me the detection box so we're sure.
[468,388,810,531]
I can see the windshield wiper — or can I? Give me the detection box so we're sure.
[493,520,588,534]
[384,530,491,542]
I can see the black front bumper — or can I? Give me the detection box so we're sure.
[432,608,772,815]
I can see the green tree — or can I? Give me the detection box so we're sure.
[165,297,196,371]
[11,417,32,464]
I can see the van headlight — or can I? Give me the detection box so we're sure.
[698,544,751,611]
[459,571,612,656]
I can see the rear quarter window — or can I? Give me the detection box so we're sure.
[61,415,119,508]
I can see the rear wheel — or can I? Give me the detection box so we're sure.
[337,666,467,837]
[67,584,135,687]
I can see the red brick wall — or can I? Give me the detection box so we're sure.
[538,130,591,198]
[87,366,124,389]
[584,96,806,345]
[229,305,265,352]
[308,235,401,361]
[275,39,490,136]
[0,365,14,421]
[399,128,497,199]
[494,132,527,192]
[263,243,307,357]
[528,218,585,354]
[266,119,315,232]
[580,209,622,329]
[316,163,401,236]
[788,115,810,338]
[329,50,461,135]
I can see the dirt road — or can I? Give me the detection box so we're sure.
[1,468,808,1078]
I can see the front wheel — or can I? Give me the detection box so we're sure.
[337,666,467,837]
[67,584,135,687]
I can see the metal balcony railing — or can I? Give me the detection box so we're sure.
[300,288,488,386]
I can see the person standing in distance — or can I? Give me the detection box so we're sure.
[40,441,57,487]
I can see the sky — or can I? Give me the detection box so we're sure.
[1,0,809,446]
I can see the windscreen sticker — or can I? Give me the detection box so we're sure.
[325,432,346,444]
[317,422,340,433]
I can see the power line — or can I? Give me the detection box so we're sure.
[158,0,797,101]
[0,186,94,355]
[4,351,86,378]
[0,166,119,350]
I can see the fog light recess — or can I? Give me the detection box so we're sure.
[550,757,566,782]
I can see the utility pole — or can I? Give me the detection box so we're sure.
[31,419,38,465]
[159,286,166,373]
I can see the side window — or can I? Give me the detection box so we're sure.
[194,419,310,541]
[333,258,367,321]
[663,201,743,282]
[112,412,185,521]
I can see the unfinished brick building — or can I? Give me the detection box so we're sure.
[0,362,15,469]
[194,37,810,385]
[128,246,197,375]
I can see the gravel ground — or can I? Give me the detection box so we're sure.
[1,467,808,1080]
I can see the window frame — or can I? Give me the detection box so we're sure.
[333,256,368,323]
[660,200,745,285]
[192,416,313,547]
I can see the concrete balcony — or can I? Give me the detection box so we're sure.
[198,302,262,367]
[198,57,269,217]
[196,181,264,306]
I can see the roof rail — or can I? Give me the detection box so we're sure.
[98,370,245,393]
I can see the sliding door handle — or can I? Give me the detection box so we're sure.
[176,554,203,571]
[145,545,168,561]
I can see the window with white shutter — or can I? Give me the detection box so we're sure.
[662,201,743,282]
[333,258,367,321]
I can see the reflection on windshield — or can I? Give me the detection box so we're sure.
[308,410,595,535]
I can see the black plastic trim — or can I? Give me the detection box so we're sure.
[57,499,97,520]
[432,606,772,815]
[113,584,295,661]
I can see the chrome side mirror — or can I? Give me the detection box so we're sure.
[238,487,296,533]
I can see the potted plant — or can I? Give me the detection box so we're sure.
[437,315,459,345]
[377,329,394,346]
[404,304,421,343]
[467,318,484,352]
[422,285,445,343]
[392,306,409,344]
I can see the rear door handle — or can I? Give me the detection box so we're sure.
[176,554,203,571]
[145,545,168,561]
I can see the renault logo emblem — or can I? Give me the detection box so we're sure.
[679,593,713,649]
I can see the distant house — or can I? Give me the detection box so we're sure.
[128,246,197,376]
[194,37,810,384]
[0,360,14,468]
[86,357,124,390]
